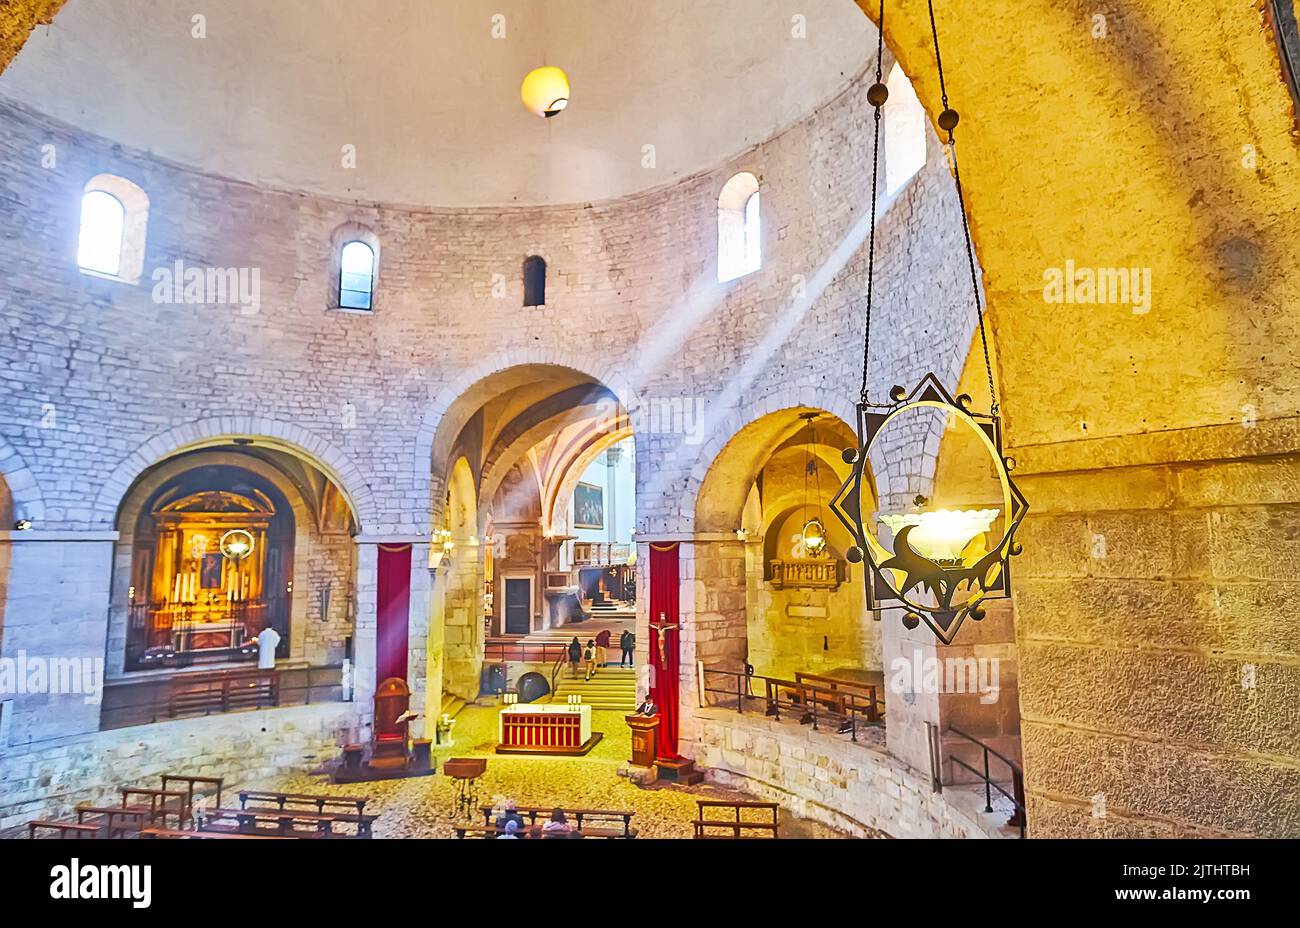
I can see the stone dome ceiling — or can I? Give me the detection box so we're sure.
[0,0,874,206]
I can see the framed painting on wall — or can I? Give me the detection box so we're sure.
[574,482,605,530]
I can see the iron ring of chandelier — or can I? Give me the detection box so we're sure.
[830,375,1027,646]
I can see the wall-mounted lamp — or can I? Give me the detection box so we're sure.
[13,519,32,531]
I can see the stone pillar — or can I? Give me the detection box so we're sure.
[440,536,482,702]
[673,535,749,758]
[351,536,433,742]
[0,531,116,747]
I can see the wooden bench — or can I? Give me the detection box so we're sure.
[692,800,780,839]
[162,774,224,823]
[27,820,101,839]
[793,672,883,723]
[75,806,153,838]
[168,669,278,718]
[480,804,636,838]
[140,827,286,840]
[200,807,363,839]
[454,823,629,840]
[238,789,370,816]
[119,787,188,829]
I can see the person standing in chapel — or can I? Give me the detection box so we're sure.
[252,623,281,670]
[619,629,635,667]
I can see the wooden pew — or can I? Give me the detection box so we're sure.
[238,789,369,816]
[453,823,629,839]
[119,787,188,830]
[201,807,369,839]
[75,806,152,838]
[140,827,285,840]
[162,774,224,824]
[167,668,278,718]
[692,800,780,839]
[793,672,883,723]
[27,820,101,839]
[480,804,636,837]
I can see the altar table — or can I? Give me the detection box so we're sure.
[496,703,601,755]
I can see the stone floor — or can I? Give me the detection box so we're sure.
[249,705,856,839]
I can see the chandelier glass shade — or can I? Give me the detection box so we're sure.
[879,508,999,565]
[521,66,571,118]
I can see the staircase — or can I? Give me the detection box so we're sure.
[439,692,467,719]
[551,666,638,711]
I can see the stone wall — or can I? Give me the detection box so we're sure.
[0,702,357,835]
[692,707,1013,839]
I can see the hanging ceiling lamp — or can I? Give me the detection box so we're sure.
[799,413,829,559]
[522,66,571,118]
[829,0,1027,646]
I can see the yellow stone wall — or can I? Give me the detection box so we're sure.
[862,1,1300,835]
[0,1,64,74]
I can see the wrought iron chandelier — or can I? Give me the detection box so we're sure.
[798,413,828,558]
[829,0,1027,646]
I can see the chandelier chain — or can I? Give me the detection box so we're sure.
[928,0,999,414]
[859,0,886,405]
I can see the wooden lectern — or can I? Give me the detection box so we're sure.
[626,714,660,768]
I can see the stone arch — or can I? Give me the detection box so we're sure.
[92,418,378,532]
[0,435,45,525]
[415,350,642,523]
[683,391,859,534]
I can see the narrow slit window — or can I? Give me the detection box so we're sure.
[339,241,376,310]
[524,255,547,307]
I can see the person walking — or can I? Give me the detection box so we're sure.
[583,639,598,681]
[595,628,612,667]
[619,629,635,667]
[567,636,582,677]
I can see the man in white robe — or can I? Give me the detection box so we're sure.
[254,625,281,670]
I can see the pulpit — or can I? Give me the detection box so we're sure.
[371,677,411,770]
[626,714,660,768]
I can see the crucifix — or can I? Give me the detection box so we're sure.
[648,612,679,668]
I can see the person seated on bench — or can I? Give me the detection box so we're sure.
[494,799,525,831]
[498,820,522,840]
[541,809,572,837]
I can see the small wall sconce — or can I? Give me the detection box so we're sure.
[13,519,32,531]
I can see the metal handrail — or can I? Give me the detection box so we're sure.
[945,725,1026,837]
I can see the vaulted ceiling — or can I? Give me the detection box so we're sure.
[0,0,872,206]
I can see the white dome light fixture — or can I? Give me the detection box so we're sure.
[521,66,571,118]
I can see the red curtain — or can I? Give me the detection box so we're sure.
[376,545,412,685]
[648,542,681,759]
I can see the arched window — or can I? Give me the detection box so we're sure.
[78,174,149,283]
[718,172,761,282]
[78,191,125,276]
[884,64,927,196]
[523,255,547,307]
[339,241,376,310]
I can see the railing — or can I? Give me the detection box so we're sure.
[483,640,572,665]
[698,665,884,743]
[572,543,632,567]
[945,725,1027,838]
[125,594,291,670]
[100,664,346,731]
